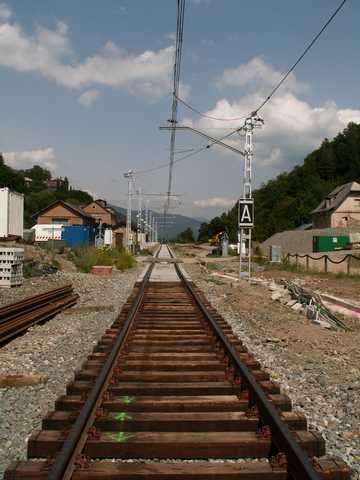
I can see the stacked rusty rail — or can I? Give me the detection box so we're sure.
[0,284,78,344]
[4,247,350,479]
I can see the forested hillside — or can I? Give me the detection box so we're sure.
[0,155,93,227]
[198,122,360,243]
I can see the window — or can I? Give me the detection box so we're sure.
[52,218,69,225]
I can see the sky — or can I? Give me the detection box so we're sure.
[0,0,359,220]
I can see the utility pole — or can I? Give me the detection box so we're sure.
[123,170,134,252]
[145,199,149,243]
[164,0,186,241]
[136,187,142,249]
[239,114,263,279]
[148,212,153,243]
[152,215,156,243]
[160,120,262,279]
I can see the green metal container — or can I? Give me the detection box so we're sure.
[313,235,350,252]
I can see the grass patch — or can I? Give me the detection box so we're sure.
[71,247,135,273]
[206,263,218,270]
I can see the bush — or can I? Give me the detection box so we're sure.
[72,247,135,273]
[137,248,153,256]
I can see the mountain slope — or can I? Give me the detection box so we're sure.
[110,205,202,239]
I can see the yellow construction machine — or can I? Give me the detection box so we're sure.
[209,231,224,247]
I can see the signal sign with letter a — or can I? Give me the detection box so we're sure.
[239,199,254,228]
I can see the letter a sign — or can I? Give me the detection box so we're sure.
[239,199,254,228]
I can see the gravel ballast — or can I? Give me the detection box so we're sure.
[0,267,140,477]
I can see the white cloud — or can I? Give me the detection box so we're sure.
[3,148,56,171]
[194,197,236,208]
[77,88,102,108]
[0,7,180,100]
[0,3,11,21]
[218,57,309,95]
[187,58,360,177]
[178,82,191,101]
[165,33,176,42]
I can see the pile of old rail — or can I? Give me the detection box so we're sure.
[0,284,78,344]
[4,246,350,480]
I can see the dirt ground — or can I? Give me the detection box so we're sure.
[174,243,360,301]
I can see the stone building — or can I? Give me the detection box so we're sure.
[311,181,360,228]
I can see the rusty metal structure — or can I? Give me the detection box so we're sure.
[4,247,350,479]
[0,284,78,344]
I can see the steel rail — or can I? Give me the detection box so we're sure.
[168,245,320,480]
[0,285,73,326]
[48,253,158,480]
[0,295,78,344]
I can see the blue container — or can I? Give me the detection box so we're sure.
[62,225,96,247]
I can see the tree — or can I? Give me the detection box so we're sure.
[197,222,210,242]
[22,165,51,192]
[0,156,93,227]
[177,227,194,243]
[0,153,25,192]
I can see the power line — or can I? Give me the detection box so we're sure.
[134,127,244,175]
[135,144,207,175]
[175,95,248,121]
[254,0,348,115]
[176,0,348,120]
[136,0,348,179]
[135,125,244,176]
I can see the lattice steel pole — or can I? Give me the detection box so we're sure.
[145,199,149,243]
[148,212,153,243]
[136,187,143,250]
[239,115,263,279]
[151,216,156,242]
[123,170,133,252]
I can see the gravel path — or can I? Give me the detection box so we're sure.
[0,266,141,478]
[186,263,360,480]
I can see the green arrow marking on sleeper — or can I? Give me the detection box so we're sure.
[115,412,132,422]
[106,431,133,443]
[120,395,135,404]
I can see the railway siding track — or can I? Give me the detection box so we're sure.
[0,285,78,344]
[4,246,351,479]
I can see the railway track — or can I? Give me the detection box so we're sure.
[4,246,350,479]
[0,284,78,344]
